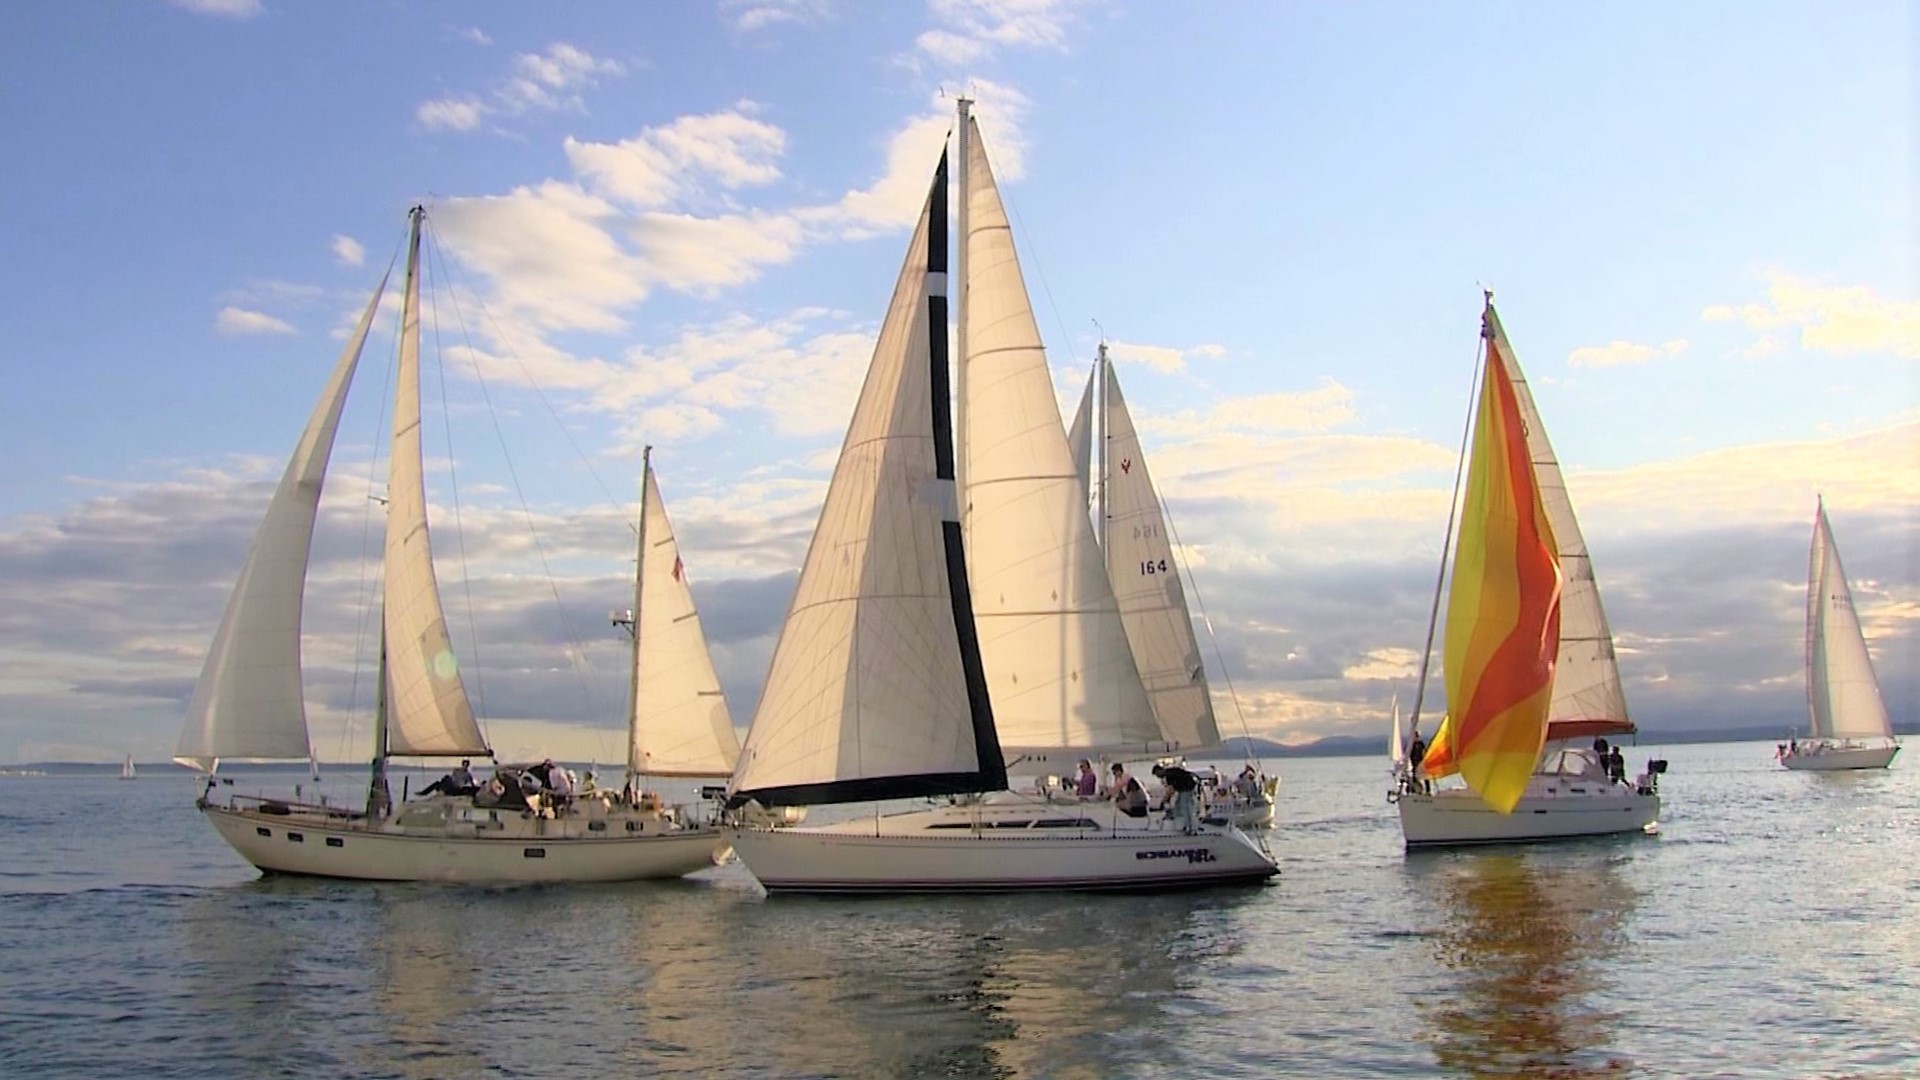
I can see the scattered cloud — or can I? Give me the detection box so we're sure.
[450,24,492,46]
[1144,380,1357,438]
[1704,271,1920,360]
[565,105,787,209]
[914,0,1099,65]
[416,42,626,134]
[1107,339,1229,374]
[1567,338,1689,368]
[214,306,296,336]
[172,0,262,18]
[330,235,365,267]
[723,0,830,31]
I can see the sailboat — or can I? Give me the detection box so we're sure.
[1066,342,1276,828]
[1387,691,1406,787]
[174,208,736,882]
[722,102,1277,893]
[1395,296,1663,847]
[1781,500,1901,770]
[120,755,137,781]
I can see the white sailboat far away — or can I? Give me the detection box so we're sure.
[1066,342,1277,829]
[1780,499,1901,770]
[722,102,1277,894]
[174,208,738,883]
[1394,296,1665,848]
[120,755,137,781]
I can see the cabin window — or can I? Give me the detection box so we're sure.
[326,837,343,848]
[625,821,641,833]
[256,827,272,837]
[523,847,546,859]
[1031,818,1098,829]
[588,821,606,832]
[287,833,304,843]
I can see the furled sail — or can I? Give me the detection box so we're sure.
[381,212,489,758]
[1419,300,1563,813]
[1807,501,1894,742]
[960,117,1162,758]
[628,454,741,778]
[729,150,1003,807]
[174,270,391,771]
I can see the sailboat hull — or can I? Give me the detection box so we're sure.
[729,798,1277,894]
[1396,787,1659,848]
[1780,743,1899,771]
[200,799,726,883]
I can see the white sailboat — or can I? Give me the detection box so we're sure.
[175,208,735,882]
[1396,297,1663,847]
[1781,500,1900,770]
[1067,343,1276,828]
[723,103,1277,893]
[120,755,136,781]
[1387,691,1406,785]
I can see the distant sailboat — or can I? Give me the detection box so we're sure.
[1781,500,1900,770]
[1395,296,1663,847]
[1387,692,1406,784]
[174,208,736,882]
[723,101,1276,893]
[1067,342,1276,828]
[120,755,136,781]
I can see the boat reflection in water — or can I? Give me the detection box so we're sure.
[1407,850,1640,1078]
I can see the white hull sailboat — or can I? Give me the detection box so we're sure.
[1397,298,1661,848]
[726,104,1276,894]
[1781,500,1900,771]
[176,211,738,883]
[120,755,136,780]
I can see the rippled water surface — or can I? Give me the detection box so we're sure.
[4,742,1917,1078]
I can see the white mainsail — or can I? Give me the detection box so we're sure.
[729,150,1002,806]
[380,217,488,758]
[174,270,391,771]
[1098,359,1220,751]
[960,118,1162,759]
[1483,307,1631,738]
[1388,691,1405,769]
[629,453,741,778]
[1066,367,1095,501]
[1807,502,1894,742]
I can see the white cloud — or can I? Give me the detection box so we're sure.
[1567,338,1689,368]
[914,0,1098,65]
[172,0,261,18]
[330,235,364,267]
[416,42,625,135]
[565,106,787,209]
[724,0,829,31]
[1107,339,1229,374]
[1704,271,1920,360]
[1144,380,1358,438]
[451,25,492,45]
[215,307,296,336]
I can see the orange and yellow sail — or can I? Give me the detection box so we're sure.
[1417,303,1563,813]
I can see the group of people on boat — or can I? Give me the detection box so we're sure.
[1056,757,1264,833]
[411,758,678,821]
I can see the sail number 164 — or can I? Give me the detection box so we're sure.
[1139,559,1168,576]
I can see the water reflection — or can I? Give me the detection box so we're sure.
[611,885,1228,1079]
[1406,849,1640,1078]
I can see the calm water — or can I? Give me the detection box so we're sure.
[3,742,1916,1078]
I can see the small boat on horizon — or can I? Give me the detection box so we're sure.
[120,755,136,780]
[1780,499,1900,771]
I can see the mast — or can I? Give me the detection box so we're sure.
[955,95,972,568]
[366,625,392,818]
[624,447,653,796]
[1094,340,1109,552]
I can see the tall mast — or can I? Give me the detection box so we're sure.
[1094,340,1109,552]
[624,446,654,794]
[955,95,972,568]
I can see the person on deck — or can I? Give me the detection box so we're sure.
[1106,762,1132,801]
[1407,731,1429,794]
[1116,776,1149,818]
[1151,763,1201,834]
[1074,760,1099,799]
[449,759,476,794]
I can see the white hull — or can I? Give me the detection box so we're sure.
[1781,744,1900,771]
[729,797,1277,894]
[202,797,726,883]
[1397,786,1659,848]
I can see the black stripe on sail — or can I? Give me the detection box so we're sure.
[925,144,1007,794]
[733,771,999,810]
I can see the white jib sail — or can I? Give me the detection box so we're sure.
[1066,363,1094,502]
[960,118,1162,758]
[174,271,392,771]
[730,176,985,797]
[629,459,740,778]
[1100,361,1220,751]
[1484,307,1630,732]
[381,217,488,758]
[1807,504,1893,742]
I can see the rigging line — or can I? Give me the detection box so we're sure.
[1157,488,1257,759]
[338,233,408,768]
[998,183,1083,382]
[420,217,605,733]
[1407,328,1490,735]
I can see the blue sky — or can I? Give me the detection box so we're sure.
[0,0,1912,765]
